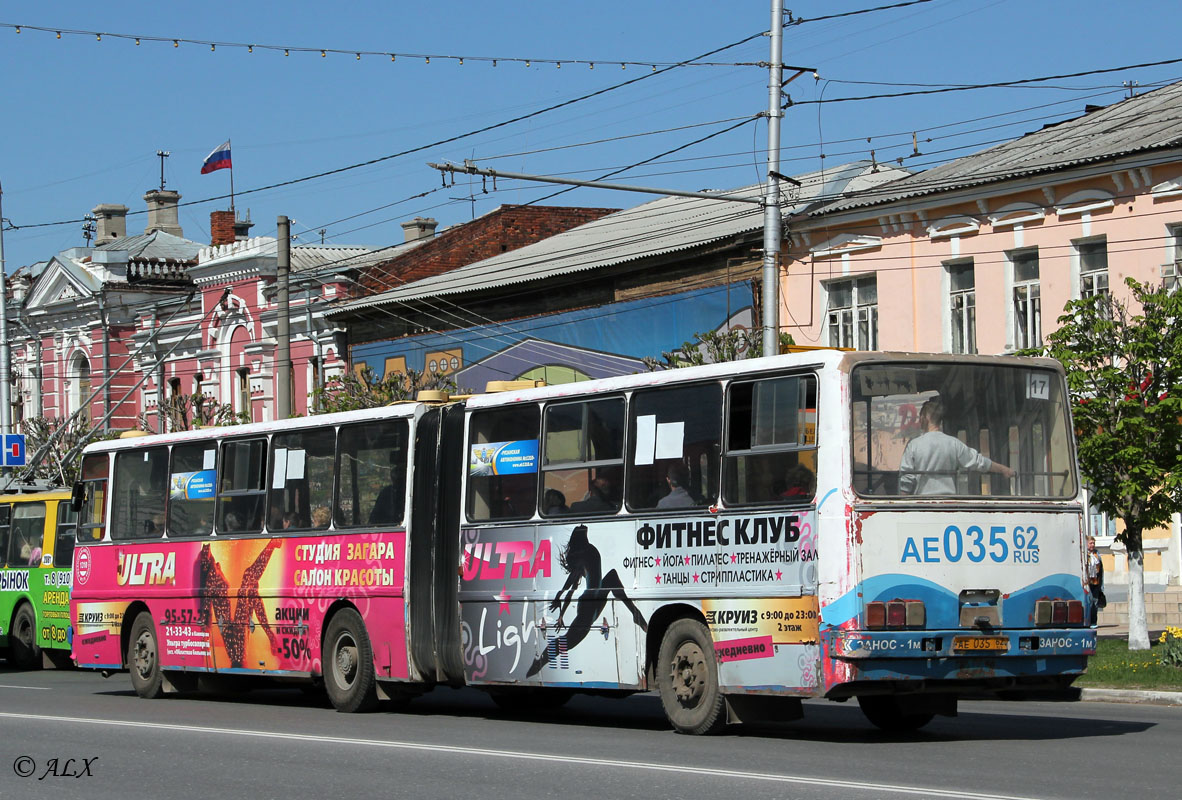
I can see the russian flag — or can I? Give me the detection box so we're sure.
[201,140,232,174]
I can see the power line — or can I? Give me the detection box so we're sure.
[796,57,1182,105]
[0,22,757,70]
[2,30,768,233]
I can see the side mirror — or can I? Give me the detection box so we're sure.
[71,481,86,512]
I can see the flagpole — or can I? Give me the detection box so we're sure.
[229,138,235,212]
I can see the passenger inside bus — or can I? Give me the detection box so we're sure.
[543,489,568,515]
[569,469,619,514]
[368,463,405,525]
[898,396,1015,495]
[656,463,694,509]
[781,463,816,501]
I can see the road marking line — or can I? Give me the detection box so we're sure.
[0,684,50,690]
[0,711,1041,800]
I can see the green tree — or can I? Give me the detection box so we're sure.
[1035,278,1182,650]
[312,364,460,414]
[643,327,795,371]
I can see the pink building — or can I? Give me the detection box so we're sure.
[9,193,393,430]
[780,81,1182,594]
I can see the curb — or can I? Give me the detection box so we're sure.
[1080,688,1182,706]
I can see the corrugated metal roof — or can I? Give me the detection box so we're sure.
[332,161,907,313]
[817,80,1182,215]
[196,236,418,274]
[96,231,204,262]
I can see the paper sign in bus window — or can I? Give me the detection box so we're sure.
[469,440,539,476]
[655,422,684,460]
[272,449,288,489]
[634,415,656,465]
[288,449,306,480]
[203,449,216,470]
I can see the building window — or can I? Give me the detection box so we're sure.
[237,368,250,417]
[1078,238,1109,298]
[1012,250,1041,349]
[71,354,92,423]
[168,377,182,397]
[947,260,976,354]
[827,276,878,350]
[194,371,204,394]
[1165,226,1182,291]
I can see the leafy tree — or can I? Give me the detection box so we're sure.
[643,327,796,371]
[138,392,250,432]
[313,364,460,414]
[1035,278,1182,650]
[19,416,119,486]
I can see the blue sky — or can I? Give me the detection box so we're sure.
[2,0,1181,270]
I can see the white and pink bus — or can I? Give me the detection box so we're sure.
[71,350,1094,732]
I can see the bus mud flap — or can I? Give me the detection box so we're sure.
[724,695,803,725]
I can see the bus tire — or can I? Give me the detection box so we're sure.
[323,609,378,713]
[127,613,164,699]
[9,603,42,670]
[656,618,726,735]
[858,695,936,732]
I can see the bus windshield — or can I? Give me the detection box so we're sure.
[851,362,1076,499]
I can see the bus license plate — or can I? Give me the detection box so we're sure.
[952,636,1009,652]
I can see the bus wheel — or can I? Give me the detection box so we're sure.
[858,695,935,732]
[657,618,726,735]
[9,604,42,670]
[324,609,378,713]
[128,614,164,699]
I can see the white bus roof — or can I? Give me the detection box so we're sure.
[463,350,1065,410]
[83,401,423,454]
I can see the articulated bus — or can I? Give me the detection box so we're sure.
[70,351,1094,732]
[1,489,77,668]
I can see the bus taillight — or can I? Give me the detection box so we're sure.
[866,600,925,629]
[1035,599,1085,626]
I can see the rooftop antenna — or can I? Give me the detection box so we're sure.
[81,213,96,245]
[156,150,171,190]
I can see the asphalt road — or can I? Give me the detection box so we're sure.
[0,664,1174,800]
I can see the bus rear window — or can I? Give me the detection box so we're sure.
[850,363,1076,499]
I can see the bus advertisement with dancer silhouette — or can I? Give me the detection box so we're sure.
[459,509,822,688]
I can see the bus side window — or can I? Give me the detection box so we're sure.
[270,428,336,531]
[626,383,722,512]
[55,501,77,568]
[723,375,818,505]
[218,439,267,534]
[111,448,169,540]
[78,453,108,541]
[0,505,10,565]
[8,502,48,567]
[336,420,408,529]
[466,406,540,522]
[541,397,624,517]
[169,443,216,537]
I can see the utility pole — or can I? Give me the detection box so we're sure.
[0,177,11,438]
[761,0,785,358]
[276,216,292,420]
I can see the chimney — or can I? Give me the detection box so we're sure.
[233,208,254,241]
[92,203,128,242]
[210,210,236,246]
[400,216,438,242]
[143,189,183,237]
